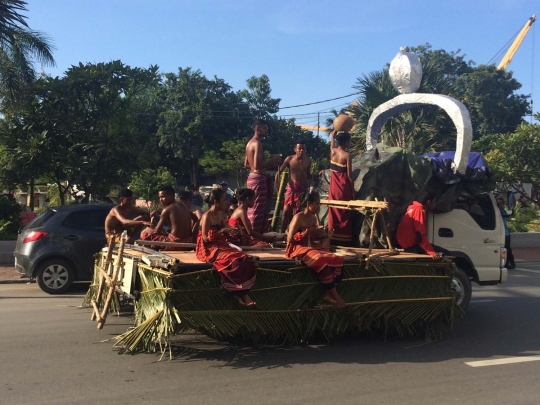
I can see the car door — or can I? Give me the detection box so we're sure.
[57,208,109,280]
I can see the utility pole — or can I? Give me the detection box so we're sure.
[317,112,320,137]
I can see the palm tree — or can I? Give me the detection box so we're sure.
[0,0,55,109]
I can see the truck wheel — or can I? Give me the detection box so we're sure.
[36,258,75,294]
[452,266,472,310]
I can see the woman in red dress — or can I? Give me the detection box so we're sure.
[228,188,278,247]
[196,188,257,306]
[286,191,346,307]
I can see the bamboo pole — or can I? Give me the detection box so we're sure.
[91,237,115,321]
[97,231,127,330]
[320,199,388,209]
[271,170,288,231]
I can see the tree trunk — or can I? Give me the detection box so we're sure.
[29,177,35,212]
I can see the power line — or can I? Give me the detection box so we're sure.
[278,92,360,110]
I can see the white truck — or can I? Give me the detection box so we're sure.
[429,193,507,309]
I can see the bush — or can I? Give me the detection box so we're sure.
[508,206,539,233]
[0,198,22,240]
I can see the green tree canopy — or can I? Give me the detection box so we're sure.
[474,123,540,204]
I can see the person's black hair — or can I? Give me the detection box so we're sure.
[158,185,175,195]
[335,132,351,147]
[179,190,191,201]
[190,184,198,191]
[299,191,320,210]
[118,188,133,199]
[236,188,255,202]
[294,139,306,147]
[204,188,225,206]
[418,190,437,205]
[230,196,238,205]
[252,118,267,127]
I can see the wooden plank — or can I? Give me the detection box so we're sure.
[320,199,388,209]
[135,240,196,249]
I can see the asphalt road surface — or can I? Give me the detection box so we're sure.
[1,263,540,405]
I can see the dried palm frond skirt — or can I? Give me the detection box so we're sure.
[107,256,461,356]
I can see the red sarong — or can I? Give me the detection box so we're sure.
[195,229,256,292]
[328,160,354,242]
[140,232,193,250]
[247,173,272,234]
[227,217,267,247]
[283,181,308,215]
[285,227,343,288]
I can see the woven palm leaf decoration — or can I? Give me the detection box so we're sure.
[113,257,461,356]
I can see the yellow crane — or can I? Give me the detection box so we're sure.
[498,14,536,70]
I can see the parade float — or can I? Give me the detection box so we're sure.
[81,47,487,357]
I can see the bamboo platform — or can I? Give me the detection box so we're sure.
[82,243,461,358]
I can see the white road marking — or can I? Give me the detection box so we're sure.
[466,356,540,367]
[469,299,495,303]
[514,268,540,274]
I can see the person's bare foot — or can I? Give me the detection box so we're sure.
[323,291,338,305]
[242,294,257,307]
[329,288,346,308]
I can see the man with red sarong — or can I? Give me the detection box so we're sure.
[104,188,152,245]
[196,188,257,306]
[140,185,195,248]
[328,130,355,244]
[275,140,311,233]
[245,119,281,234]
[286,191,346,307]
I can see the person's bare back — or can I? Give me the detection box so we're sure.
[159,202,192,239]
[244,120,280,174]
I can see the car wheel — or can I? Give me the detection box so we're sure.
[451,266,472,311]
[36,258,75,294]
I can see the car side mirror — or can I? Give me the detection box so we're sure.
[507,192,516,210]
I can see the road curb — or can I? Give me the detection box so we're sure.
[0,279,31,284]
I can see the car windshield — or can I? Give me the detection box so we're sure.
[24,209,56,230]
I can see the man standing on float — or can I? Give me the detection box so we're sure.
[328,115,355,245]
[244,119,281,233]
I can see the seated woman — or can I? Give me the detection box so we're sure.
[195,188,257,307]
[286,191,346,307]
[228,188,279,247]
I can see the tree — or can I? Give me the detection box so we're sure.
[238,74,281,119]
[129,167,176,203]
[200,138,249,189]
[0,61,160,204]
[0,0,55,109]
[157,68,242,185]
[475,123,540,204]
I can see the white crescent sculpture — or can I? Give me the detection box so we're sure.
[366,47,473,174]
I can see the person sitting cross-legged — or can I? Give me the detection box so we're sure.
[286,191,346,307]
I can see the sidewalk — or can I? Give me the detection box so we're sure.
[0,265,28,284]
[1,248,538,284]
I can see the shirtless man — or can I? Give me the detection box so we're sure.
[104,188,151,245]
[275,141,312,232]
[177,190,203,220]
[244,118,281,233]
[140,185,195,245]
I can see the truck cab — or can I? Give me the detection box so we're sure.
[428,193,507,309]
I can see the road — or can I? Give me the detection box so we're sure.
[1,263,540,405]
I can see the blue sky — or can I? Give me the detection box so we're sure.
[27,0,538,135]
